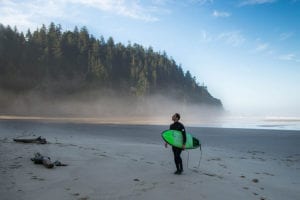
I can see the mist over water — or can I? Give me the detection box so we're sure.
[215,114,300,131]
[1,89,299,130]
[0,89,222,125]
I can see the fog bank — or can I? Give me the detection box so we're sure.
[0,89,223,125]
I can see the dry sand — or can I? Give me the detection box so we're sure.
[0,119,300,200]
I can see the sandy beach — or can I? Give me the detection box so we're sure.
[0,119,299,200]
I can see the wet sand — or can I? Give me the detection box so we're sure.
[0,119,299,200]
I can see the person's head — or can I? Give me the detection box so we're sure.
[172,113,181,122]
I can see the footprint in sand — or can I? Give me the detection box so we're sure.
[135,182,157,192]
[252,178,259,183]
[253,192,259,196]
[31,176,44,181]
[9,164,22,169]
[262,172,274,176]
[202,172,223,179]
[94,153,108,158]
[218,163,227,169]
[207,157,221,162]
[78,197,89,200]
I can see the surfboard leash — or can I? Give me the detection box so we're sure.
[197,144,203,169]
[186,144,202,170]
[187,150,190,169]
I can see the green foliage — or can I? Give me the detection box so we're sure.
[0,23,222,107]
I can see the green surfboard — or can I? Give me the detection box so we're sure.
[162,130,200,149]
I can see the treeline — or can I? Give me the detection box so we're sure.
[0,23,222,107]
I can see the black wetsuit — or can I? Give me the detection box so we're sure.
[170,121,186,172]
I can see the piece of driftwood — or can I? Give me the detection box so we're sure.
[14,136,47,144]
[31,153,54,168]
[31,153,67,168]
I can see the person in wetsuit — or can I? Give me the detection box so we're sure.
[165,113,186,175]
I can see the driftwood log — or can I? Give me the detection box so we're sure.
[14,136,47,144]
[31,153,67,168]
[31,153,54,168]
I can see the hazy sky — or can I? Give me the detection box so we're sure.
[1,0,300,117]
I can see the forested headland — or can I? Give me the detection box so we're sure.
[0,23,222,117]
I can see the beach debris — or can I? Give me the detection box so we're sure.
[31,153,54,168]
[14,136,47,144]
[53,160,68,166]
[31,152,68,168]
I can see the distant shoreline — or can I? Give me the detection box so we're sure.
[1,115,300,131]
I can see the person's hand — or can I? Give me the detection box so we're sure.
[164,143,168,148]
[182,144,186,150]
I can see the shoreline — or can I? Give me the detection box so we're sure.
[1,115,300,131]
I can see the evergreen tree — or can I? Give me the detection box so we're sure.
[0,22,222,107]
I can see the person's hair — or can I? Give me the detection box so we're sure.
[174,113,181,120]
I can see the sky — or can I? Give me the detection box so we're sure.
[1,0,300,118]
